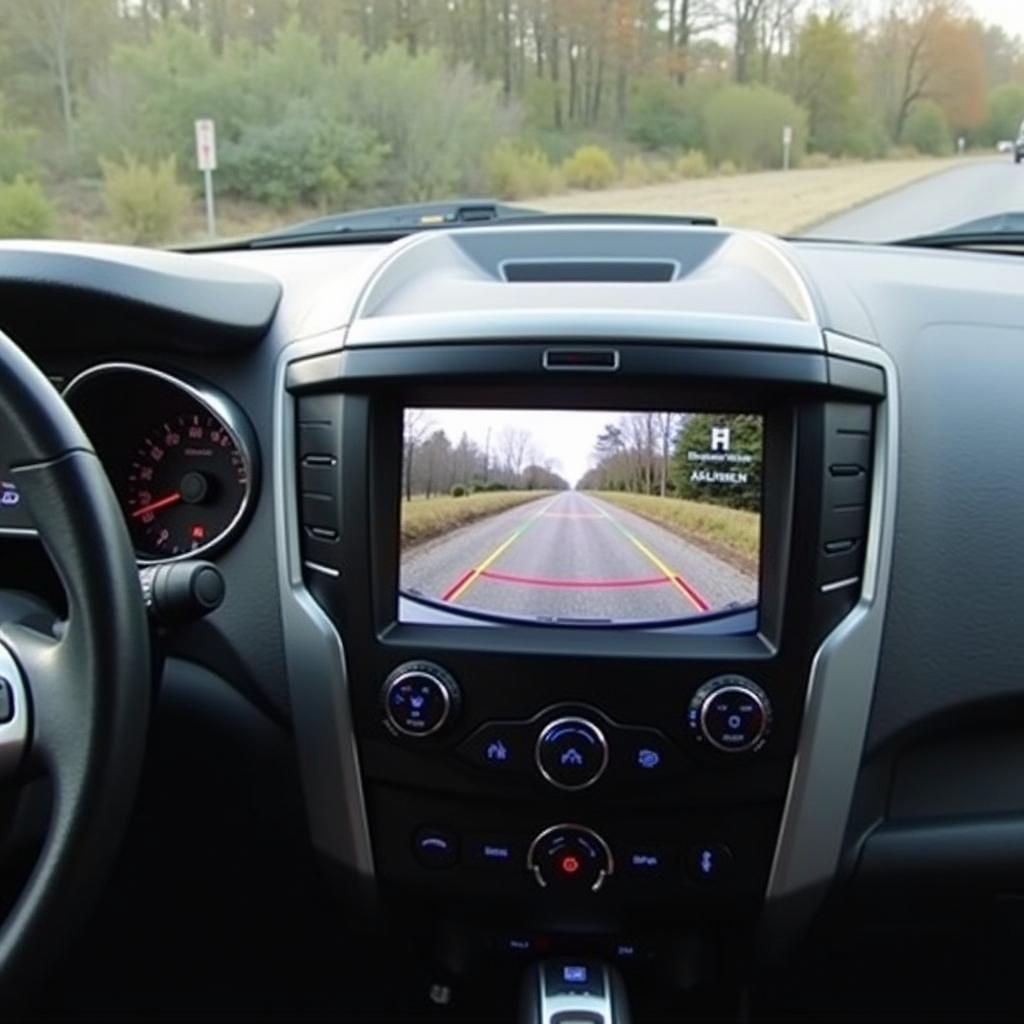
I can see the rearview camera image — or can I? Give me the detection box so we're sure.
[399,409,762,629]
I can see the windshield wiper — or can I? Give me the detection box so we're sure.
[894,212,1024,251]
[183,199,717,251]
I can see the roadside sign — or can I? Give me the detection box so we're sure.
[782,123,793,171]
[195,118,217,171]
[194,118,217,237]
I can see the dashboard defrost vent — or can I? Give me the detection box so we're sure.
[501,259,676,283]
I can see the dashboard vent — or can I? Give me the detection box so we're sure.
[501,259,676,283]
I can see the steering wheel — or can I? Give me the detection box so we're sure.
[0,329,150,998]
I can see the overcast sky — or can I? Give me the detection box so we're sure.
[962,0,1024,35]
[415,408,637,486]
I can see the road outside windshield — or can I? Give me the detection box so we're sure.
[0,1,1020,246]
[399,409,761,627]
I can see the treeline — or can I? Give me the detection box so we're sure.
[1,0,1024,241]
[403,413,568,499]
[578,413,761,511]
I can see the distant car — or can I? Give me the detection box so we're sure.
[997,139,1013,153]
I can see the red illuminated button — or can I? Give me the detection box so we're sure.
[527,824,613,892]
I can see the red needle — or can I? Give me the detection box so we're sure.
[131,491,182,518]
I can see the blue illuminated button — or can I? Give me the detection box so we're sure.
[625,845,669,876]
[466,833,525,870]
[412,825,459,868]
[614,726,685,784]
[536,717,609,790]
[457,721,533,773]
[384,664,456,737]
[685,842,733,883]
[563,965,588,984]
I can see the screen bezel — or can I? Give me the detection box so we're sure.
[395,404,766,633]
[359,377,795,660]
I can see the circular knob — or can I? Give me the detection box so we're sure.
[535,717,609,790]
[688,675,771,753]
[527,824,614,892]
[382,661,460,737]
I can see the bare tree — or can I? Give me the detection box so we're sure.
[403,409,434,501]
[498,426,532,480]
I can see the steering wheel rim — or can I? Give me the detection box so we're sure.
[0,329,150,998]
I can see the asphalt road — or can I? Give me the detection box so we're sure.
[400,491,756,624]
[804,157,1024,242]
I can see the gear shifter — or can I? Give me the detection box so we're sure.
[520,959,631,1024]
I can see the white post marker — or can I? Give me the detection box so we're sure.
[194,118,217,237]
[782,124,793,171]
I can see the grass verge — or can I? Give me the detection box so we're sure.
[587,491,760,574]
[401,491,550,549]
[532,156,987,235]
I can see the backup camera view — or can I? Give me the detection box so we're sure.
[399,408,762,626]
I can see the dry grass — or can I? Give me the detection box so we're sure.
[588,491,760,573]
[531,155,985,235]
[401,490,549,549]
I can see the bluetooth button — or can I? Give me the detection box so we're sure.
[684,842,734,884]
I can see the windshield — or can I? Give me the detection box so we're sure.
[0,0,1020,247]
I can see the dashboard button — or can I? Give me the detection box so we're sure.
[535,717,609,790]
[689,676,771,753]
[412,825,459,868]
[622,844,670,877]
[611,727,685,783]
[466,833,526,870]
[685,842,733,883]
[527,824,614,892]
[458,721,532,773]
[382,661,460,737]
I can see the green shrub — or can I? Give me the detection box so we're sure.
[981,84,1024,146]
[100,154,190,244]
[627,76,703,151]
[676,150,710,178]
[704,85,808,171]
[903,100,952,156]
[220,107,385,207]
[0,96,38,184]
[0,176,55,238]
[622,155,674,186]
[486,139,559,199]
[485,480,509,491]
[450,484,467,497]
[562,145,617,189]
[717,159,738,176]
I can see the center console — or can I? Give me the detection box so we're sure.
[274,225,892,987]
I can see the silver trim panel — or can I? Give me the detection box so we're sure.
[820,575,860,594]
[536,963,615,1024]
[274,332,375,879]
[761,330,897,956]
[62,361,259,565]
[0,640,29,779]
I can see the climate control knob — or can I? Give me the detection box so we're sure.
[382,661,461,737]
[688,675,771,753]
[535,717,609,790]
[527,824,614,892]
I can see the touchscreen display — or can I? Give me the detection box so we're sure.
[399,409,762,629]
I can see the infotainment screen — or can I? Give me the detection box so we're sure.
[398,409,763,629]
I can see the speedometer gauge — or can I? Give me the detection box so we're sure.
[63,363,259,564]
[127,411,248,559]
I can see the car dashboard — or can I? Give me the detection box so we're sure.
[2,223,1023,1019]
